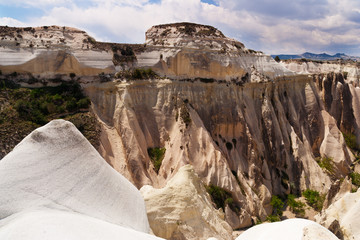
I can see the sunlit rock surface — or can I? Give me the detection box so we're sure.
[0,120,162,240]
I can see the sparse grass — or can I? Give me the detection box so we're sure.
[147,147,166,173]
[302,189,325,211]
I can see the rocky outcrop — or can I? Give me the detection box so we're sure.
[140,165,233,240]
[0,120,162,239]
[281,59,360,85]
[316,189,360,240]
[85,73,355,228]
[236,218,339,240]
[0,23,294,83]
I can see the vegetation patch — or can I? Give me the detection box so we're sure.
[270,195,284,217]
[115,68,158,80]
[287,194,305,216]
[350,172,360,187]
[147,147,166,173]
[206,184,239,213]
[343,132,359,151]
[266,214,281,222]
[0,80,99,158]
[315,156,335,175]
[302,189,325,211]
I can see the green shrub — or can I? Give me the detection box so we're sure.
[266,214,281,222]
[77,98,90,108]
[274,56,280,62]
[303,189,325,211]
[343,132,358,151]
[350,172,360,187]
[148,147,166,173]
[287,194,305,216]
[343,71,348,79]
[270,195,284,216]
[206,184,238,212]
[65,98,77,112]
[315,156,335,174]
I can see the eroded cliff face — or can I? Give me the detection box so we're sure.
[84,73,356,227]
[1,23,359,230]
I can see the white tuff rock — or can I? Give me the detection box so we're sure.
[236,218,339,240]
[140,165,233,240]
[0,119,162,240]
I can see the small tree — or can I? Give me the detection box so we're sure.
[274,56,281,62]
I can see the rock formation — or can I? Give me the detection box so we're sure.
[236,218,339,240]
[0,22,359,233]
[316,189,360,240]
[0,120,162,240]
[140,165,233,240]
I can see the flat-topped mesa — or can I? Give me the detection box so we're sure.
[0,22,295,82]
[145,22,245,52]
[0,25,94,50]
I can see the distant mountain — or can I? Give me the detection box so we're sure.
[271,52,360,61]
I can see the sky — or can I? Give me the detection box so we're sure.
[1,0,360,56]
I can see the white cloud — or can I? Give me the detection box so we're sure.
[0,17,26,27]
[1,0,360,55]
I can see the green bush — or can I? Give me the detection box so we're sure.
[274,56,280,62]
[206,184,238,212]
[343,132,358,151]
[287,194,305,216]
[303,189,325,211]
[65,98,77,112]
[315,156,335,174]
[266,214,281,222]
[350,172,360,187]
[148,147,166,173]
[270,195,284,216]
[77,98,90,108]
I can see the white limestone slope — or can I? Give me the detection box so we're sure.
[236,218,339,240]
[316,189,360,240]
[0,119,162,240]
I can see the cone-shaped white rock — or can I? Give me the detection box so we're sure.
[140,165,233,240]
[0,119,162,240]
[236,218,339,240]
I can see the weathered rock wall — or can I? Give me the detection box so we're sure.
[84,73,356,227]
